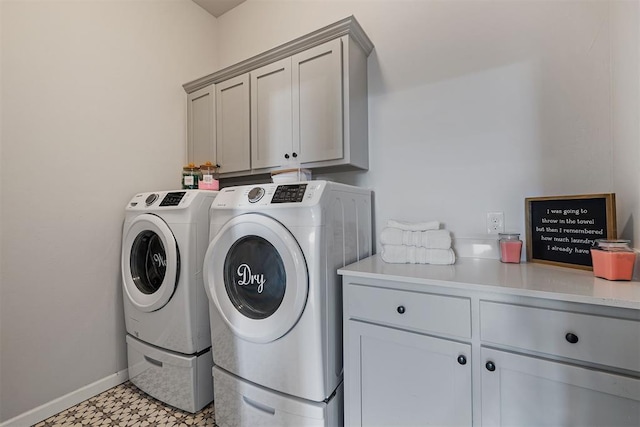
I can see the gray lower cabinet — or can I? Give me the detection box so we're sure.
[479,299,640,426]
[340,255,640,427]
[346,320,472,427]
[344,281,473,426]
[481,347,640,426]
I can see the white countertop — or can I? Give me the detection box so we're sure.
[338,255,640,310]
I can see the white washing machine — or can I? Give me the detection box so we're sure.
[203,181,372,427]
[121,189,217,413]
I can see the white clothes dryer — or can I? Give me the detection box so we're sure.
[121,189,217,413]
[203,181,372,427]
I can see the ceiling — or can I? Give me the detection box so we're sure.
[192,0,247,18]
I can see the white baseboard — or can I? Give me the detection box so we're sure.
[0,369,129,427]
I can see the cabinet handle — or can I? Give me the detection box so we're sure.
[396,305,406,314]
[565,332,579,344]
[292,152,298,158]
[485,361,496,372]
[215,163,221,168]
[284,153,290,159]
[457,355,467,365]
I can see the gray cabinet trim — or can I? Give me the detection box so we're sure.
[183,15,373,94]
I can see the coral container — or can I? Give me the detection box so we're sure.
[590,239,636,281]
[499,233,523,264]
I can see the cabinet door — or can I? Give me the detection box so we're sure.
[187,84,215,166]
[481,347,640,426]
[292,38,343,164]
[250,58,292,170]
[216,74,250,174]
[345,320,472,427]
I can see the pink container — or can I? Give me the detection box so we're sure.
[198,162,219,191]
[591,239,636,281]
[198,179,219,191]
[499,233,522,263]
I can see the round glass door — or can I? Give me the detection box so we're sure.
[224,236,286,319]
[203,213,308,343]
[122,214,179,312]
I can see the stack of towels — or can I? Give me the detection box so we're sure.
[380,219,455,265]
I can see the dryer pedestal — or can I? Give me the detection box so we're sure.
[126,335,214,413]
[212,366,343,427]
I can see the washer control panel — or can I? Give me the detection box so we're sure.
[271,184,307,203]
[126,190,212,210]
[247,187,266,203]
[159,191,186,207]
[145,193,159,206]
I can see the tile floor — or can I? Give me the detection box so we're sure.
[33,381,217,427]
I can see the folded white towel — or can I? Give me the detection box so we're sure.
[386,219,440,231]
[380,228,451,249]
[381,245,456,265]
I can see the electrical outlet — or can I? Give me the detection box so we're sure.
[487,212,504,234]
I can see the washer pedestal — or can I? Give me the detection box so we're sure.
[126,335,213,413]
[212,366,343,427]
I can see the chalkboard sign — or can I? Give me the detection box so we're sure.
[525,194,617,270]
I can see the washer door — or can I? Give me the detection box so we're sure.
[122,214,180,312]
[204,213,308,344]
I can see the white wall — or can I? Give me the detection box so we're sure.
[1,0,638,424]
[0,1,4,421]
[218,0,638,253]
[0,0,217,422]
[611,0,640,247]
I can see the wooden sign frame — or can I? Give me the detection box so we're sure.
[525,194,617,270]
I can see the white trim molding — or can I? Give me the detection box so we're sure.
[183,15,374,93]
[0,369,128,427]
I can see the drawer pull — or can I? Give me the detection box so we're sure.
[565,332,579,344]
[144,356,163,368]
[242,396,276,415]
[457,355,467,365]
[397,305,406,314]
[485,361,496,372]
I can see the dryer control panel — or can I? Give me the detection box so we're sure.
[212,181,326,208]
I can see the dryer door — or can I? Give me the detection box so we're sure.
[204,213,308,344]
[122,214,179,312]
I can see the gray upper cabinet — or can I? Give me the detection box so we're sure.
[292,38,344,167]
[187,84,215,167]
[251,38,345,171]
[183,16,373,178]
[216,74,251,174]
[250,58,292,170]
[186,78,250,174]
